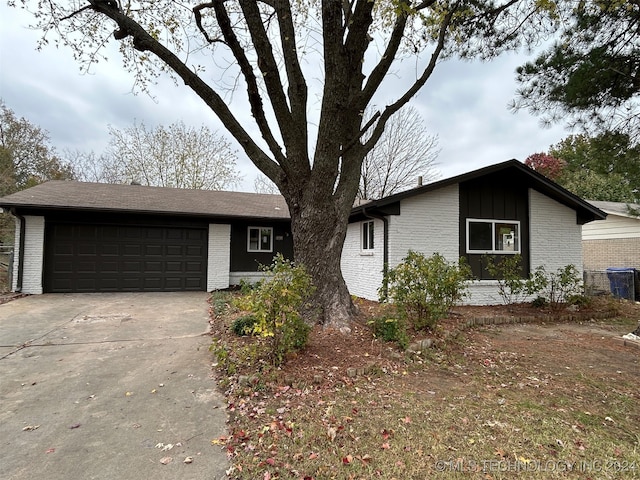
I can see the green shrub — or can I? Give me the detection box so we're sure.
[382,251,471,331]
[484,255,548,305]
[543,264,583,309]
[231,314,258,336]
[369,310,408,349]
[238,254,314,366]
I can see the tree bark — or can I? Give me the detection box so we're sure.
[287,193,357,331]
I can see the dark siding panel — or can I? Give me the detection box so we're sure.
[44,224,208,292]
[229,222,294,272]
[460,171,530,280]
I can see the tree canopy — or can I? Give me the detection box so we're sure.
[513,0,640,142]
[526,132,639,203]
[0,102,74,243]
[72,120,242,190]
[359,106,440,200]
[19,0,559,326]
[550,132,640,202]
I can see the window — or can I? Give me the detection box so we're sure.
[362,220,374,251]
[466,219,520,254]
[248,227,273,252]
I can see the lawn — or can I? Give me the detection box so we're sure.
[209,294,640,479]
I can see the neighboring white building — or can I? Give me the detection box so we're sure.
[582,200,640,271]
[342,160,605,305]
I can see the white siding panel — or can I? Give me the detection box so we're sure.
[19,216,45,294]
[582,214,640,240]
[207,224,231,291]
[229,271,269,285]
[529,189,583,273]
[11,216,20,292]
[341,219,384,301]
[387,184,460,267]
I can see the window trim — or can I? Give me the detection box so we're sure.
[247,226,274,253]
[466,218,520,254]
[361,220,375,252]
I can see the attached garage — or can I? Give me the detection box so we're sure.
[44,223,208,292]
[0,181,293,295]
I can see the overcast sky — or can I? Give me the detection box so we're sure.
[0,3,570,192]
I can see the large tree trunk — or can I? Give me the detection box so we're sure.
[285,187,358,331]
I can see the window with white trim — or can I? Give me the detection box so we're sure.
[362,220,374,251]
[247,227,273,252]
[466,219,520,254]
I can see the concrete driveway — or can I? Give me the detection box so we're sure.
[0,292,228,480]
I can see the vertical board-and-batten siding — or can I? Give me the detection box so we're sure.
[529,189,583,273]
[340,218,385,301]
[12,215,45,294]
[207,223,231,291]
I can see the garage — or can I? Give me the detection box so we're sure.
[0,180,292,295]
[43,223,208,293]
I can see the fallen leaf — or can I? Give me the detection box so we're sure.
[308,452,318,460]
[401,416,412,424]
[381,442,391,450]
[159,456,172,465]
[184,456,193,464]
[342,454,353,464]
[327,427,337,442]
[211,435,228,445]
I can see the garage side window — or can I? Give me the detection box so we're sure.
[248,227,273,252]
[466,219,520,254]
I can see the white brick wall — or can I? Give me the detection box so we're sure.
[387,184,460,266]
[341,218,385,301]
[13,215,45,294]
[342,185,585,306]
[529,189,583,273]
[207,224,231,291]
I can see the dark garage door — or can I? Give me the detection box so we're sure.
[44,223,207,292]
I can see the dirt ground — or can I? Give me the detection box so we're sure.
[266,298,640,388]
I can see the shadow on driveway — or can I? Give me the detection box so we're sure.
[0,292,228,480]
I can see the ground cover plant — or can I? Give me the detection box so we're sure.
[209,293,640,479]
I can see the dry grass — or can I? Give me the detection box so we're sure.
[209,293,640,479]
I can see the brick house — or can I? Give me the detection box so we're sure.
[0,160,605,305]
[342,160,605,305]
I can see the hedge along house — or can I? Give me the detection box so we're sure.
[341,160,607,305]
[0,181,292,294]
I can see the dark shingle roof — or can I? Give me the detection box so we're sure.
[0,181,290,220]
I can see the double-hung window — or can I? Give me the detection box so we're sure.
[247,227,273,252]
[362,220,375,252]
[466,219,520,254]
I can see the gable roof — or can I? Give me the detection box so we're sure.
[0,160,608,224]
[0,180,290,220]
[351,159,607,224]
[586,200,640,219]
